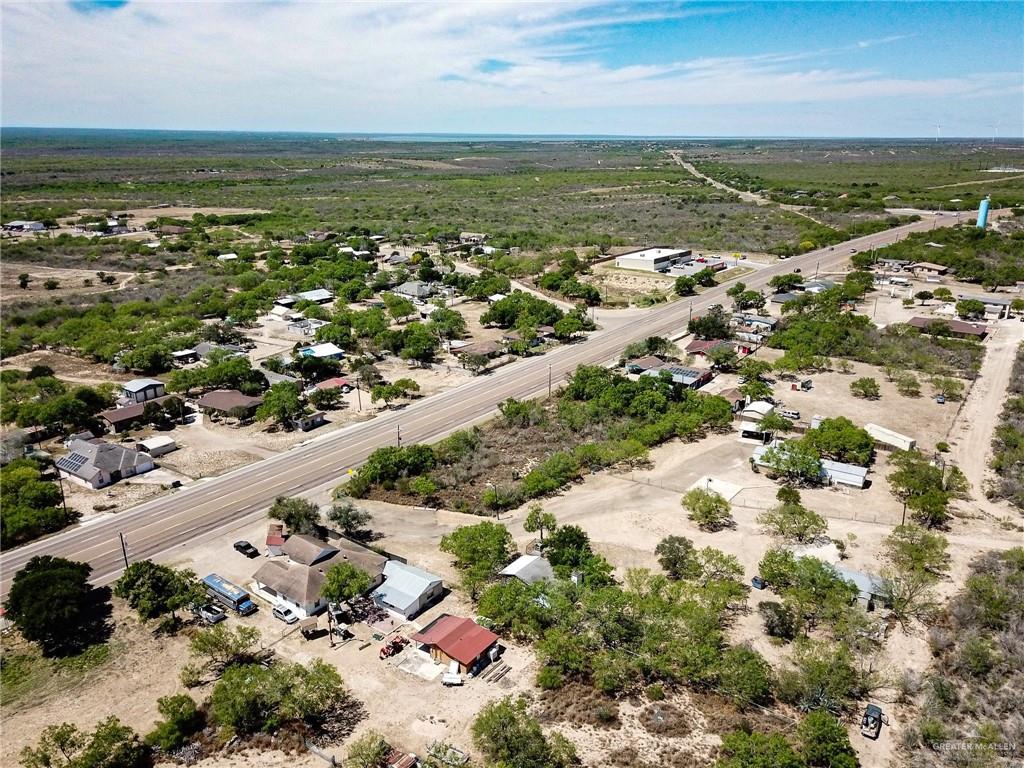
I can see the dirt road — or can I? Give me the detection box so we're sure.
[666,151,826,224]
[948,318,1024,513]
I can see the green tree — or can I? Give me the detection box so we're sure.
[655,535,699,580]
[849,377,880,399]
[758,501,827,543]
[798,710,859,768]
[255,381,304,427]
[896,373,921,397]
[681,487,733,532]
[188,624,260,672]
[882,524,950,577]
[440,521,515,598]
[382,292,416,322]
[930,376,965,401]
[932,287,953,302]
[769,273,805,293]
[523,503,558,543]
[18,273,30,289]
[308,387,343,409]
[955,298,986,319]
[716,645,774,708]
[758,411,794,437]
[144,694,204,751]
[4,555,105,656]
[20,717,150,768]
[472,696,578,768]
[707,344,739,371]
[688,306,732,340]
[674,275,697,296]
[778,639,865,714]
[760,440,822,485]
[427,307,468,340]
[914,290,934,305]
[327,497,372,539]
[321,562,373,604]
[268,495,320,535]
[803,416,874,465]
[114,561,203,621]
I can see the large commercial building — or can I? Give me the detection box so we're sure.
[614,247,692,272]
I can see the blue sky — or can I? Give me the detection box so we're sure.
[2,1,1021,137]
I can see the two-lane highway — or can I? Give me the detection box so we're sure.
[0,213,970,594]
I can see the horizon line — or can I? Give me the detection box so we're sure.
[2,126,1021,142]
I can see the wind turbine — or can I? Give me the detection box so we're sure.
[934,124,941,143]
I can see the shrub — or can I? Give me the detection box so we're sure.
[850,377,880,399]
[759,601,797,641]
[681,487,733,532]
[145,694,204,751]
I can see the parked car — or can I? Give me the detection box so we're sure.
[779,409,801,420]
[233,540,259,558]
[192,603,227,625]
[936,394,946,404]
[272,604,299,624]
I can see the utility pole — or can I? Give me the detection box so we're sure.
[688,302,693,325]
[51,458,69,516]
[548,364,552,398]
[396,424,401,448]
[119,532,130,570]
[814,260,820,279]
[355,381,362,412]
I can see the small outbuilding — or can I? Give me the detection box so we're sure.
[122,378,166,404]
[411,614,499,674]
[371,560,444,618]
[137,436,177,457]
[499,554,554,585]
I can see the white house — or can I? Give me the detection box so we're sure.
[614,247,692,272]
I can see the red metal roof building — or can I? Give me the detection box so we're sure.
[410,614,498,673]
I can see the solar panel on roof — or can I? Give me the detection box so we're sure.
[57,453,89,472]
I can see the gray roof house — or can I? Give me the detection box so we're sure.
[251,535,387,618]
[57,439,155,489]
[499,554,555,585]
[393,281,434,299]
[371,560,444,618]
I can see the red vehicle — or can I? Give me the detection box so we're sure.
[379,636,409,659]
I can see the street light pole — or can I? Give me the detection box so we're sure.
[548,364,552,398]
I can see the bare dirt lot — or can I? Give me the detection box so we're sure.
[0,350,132,385]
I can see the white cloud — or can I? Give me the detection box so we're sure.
[0,1,1019,136]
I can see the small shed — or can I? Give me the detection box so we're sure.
[865,423,916,452]
[741,401,775,421]
[821,459,869,489]
[499,554,554,585]
[137,436,177,457]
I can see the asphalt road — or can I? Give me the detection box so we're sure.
[0,213,974,595]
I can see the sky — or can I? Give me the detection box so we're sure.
[2,1,1022,138]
